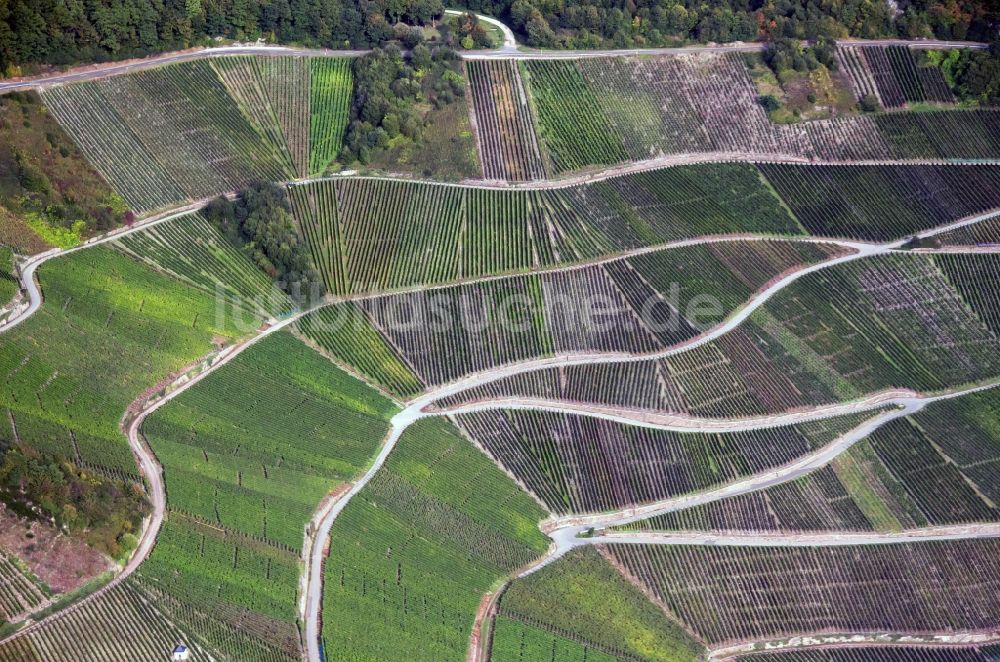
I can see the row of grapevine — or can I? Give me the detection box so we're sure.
[874,109,1000,159]
[294,303,425,399]
[7,408,138,480]
[113,212,295,317]
[143,331,396,551]
[758,164,1000,241]
[467,60,546,181]
[339,239,842,390]
[605,539,1000,645]
[0,551,47,623]
[520,53,995,172]
[309,58,353,176]
[493,547,703,661]
[739,646,1000,661]
[321,418,549,661]
[934,215,1000,246]
[212,56,309,177]
[454,409,880,515]
[440,253,1000,417]
[134,331,398,656]
[290,164,806,295]
[138,515,302,656]
[0,580,208,661]
[842,46,954,109]
[836,47,880,104]
[42,61,289,212]
[625,464,877,534]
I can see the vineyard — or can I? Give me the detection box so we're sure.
[288,164,806,295]
[321,418,548,662]
[143,330,396,550]
[513,53,1000,172]
[935,215,1000,246]
[0,580,208,660]
[757,164,1000,241]
[0,248,249,477]
[454,409,881,515]
[440,253,1000,417]
[0,551,48,623]
[0,246,17,303]
[41,61,289,211]
[627,386,1000,534]
[838,46,953,109]
[605,540,1000,645]
[467,60,546,181]
[309,239,843,390]
[113,212,295,317]
[137,330,396,655]
[308,58,353,176]
[493,547,701,662]
[212,56,309,177]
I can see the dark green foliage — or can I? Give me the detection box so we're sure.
[0,0,446,74]
[0,444,148,558]
[340,44,466,165]
[937,42,1000,104]
[456,0,996,48]
[204,183,323,305]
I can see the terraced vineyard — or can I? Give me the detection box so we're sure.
[605,540,1000,645]
[138,330,396,656]
[0,552,48,623]
[467,60,546,181]
[321,418,549,661]
[493,547,701,662]
[289,164,811,295]
[838,46,954,109]
[455,410,882,515]
[113,212,294,317]
[518,53,1000,172]
[443,253,1000,417]
[41,61,289,211]
[2,34,1000,662]
[625,389,1000,533]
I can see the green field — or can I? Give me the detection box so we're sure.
[140,330,397,656]
[321,417,549,661]
[495,547,702,662]
[0,247,254,476]
[113,212,295,317]
[309,58,353,175]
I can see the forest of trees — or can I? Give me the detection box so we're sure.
[0,0,444,75]
[454,0,999,48]
[340,42,466,164]
[2,0,997,74]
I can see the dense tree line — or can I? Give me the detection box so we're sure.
[204,182,324,304]
[0,0,444,75]
[340,42,465,164]
[0,444,149,558]
[932,41,1000,105]
[455,0,998,48]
